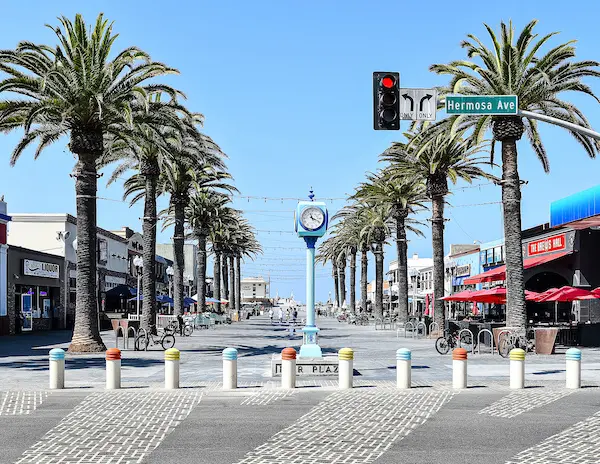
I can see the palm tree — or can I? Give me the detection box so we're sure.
[0,14,184,352]
[209,207,239,313]
[316,237,341,308]
[185,190,230,312]
[337,251,347,307]
[427,20,600,330]
[383,130,490,329]
[353,172,427,323]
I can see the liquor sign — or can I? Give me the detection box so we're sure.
[455,264,471,277]
[23,259,60,278]
[528,234,566,256]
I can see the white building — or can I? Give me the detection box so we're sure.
[387,253,433,314]
[156,243,197,296]
[241,276,269,301]
[8,214,129,325]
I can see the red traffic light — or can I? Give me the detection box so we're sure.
[381,76,395,88]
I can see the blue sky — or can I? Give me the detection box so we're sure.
[1,1,599,303]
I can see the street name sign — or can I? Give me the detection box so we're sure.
[445,95,518,115]
[399,88,437,121]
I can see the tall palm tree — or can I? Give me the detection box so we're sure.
[383,130,490,329]
[185,190,230,311]
[316,237,341,308]
[337,251,347,307]
[0,14,184,352]
[209,207,239,313]
[353,172,427,323]
[427,20,600,330]
[160,131,228,316]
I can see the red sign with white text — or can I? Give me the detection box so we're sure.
[0,223,6,245]
[528,234,566,256]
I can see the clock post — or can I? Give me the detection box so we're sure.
[295,189,328,358]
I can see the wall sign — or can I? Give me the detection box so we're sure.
[455,264,471,277]
[528,234,566,256]
[23,259,60,278]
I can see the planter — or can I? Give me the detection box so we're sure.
[492,326,520,348]
[534,328,558,355]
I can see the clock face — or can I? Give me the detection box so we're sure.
[300,207,325,231]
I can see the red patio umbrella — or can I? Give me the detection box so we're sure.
[536,286,595,324]
[424,294,430,316]
[440,290,476,301]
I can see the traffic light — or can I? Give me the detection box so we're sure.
[373,72,400,130]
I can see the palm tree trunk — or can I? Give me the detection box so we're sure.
[396,215,409,324]
[222,255,229,310]
[140,165,158,334]
[332,262,340,307]
[361,247,368,313]
[235,255,241,314]
[196,233,207,312]
[68,151,105,352]
[214,252,221,313]
[172,199,185,316]
[374,242,384,319]
[502,139,526,331]
[431,195,446,330]
[228,255,235,311]
[349,250,356,314]
[338,257,347,307]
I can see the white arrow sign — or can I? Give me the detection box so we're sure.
[399,88,437,121]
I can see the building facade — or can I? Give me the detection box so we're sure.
[241,277,269,301]
[156,243,197,297]
[7,246,64,334]
[0,199,10,335]
[8,214,128,328]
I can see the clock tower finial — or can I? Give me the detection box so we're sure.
[308,187,315,201]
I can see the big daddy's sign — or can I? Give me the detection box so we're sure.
[527,234,566,256]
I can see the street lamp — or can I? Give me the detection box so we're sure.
[166,266,174,314]
[133,255,143,319]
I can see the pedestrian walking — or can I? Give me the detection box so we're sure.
[285,308,290,322]
[177,313,184,336]
[292,309,298,325]
[268,308,274,324]
[278,307,284,324]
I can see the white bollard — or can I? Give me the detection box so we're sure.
[281,348,296,389]
[106,348,121,390]
[396,348,411,389]
[509,348,525,389]
[566,348,582,389]
[222,348,238,390]
[338,348,354,390]
[165,348,180,390]
[49,348,65,389]
[452,348,468,389]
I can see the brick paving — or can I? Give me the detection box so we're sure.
[0,391,48,415]
[479,388,574,419]
[15,391,202,464]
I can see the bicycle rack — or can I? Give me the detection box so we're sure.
[374,318,383,330]
[124,326,137,350]
[496,329,513,356]
[476,328,495,354]
[458,328,475,352]
[136,327,148,351]
[396,322,405,338]
[404,321,415,338]
[415,321,427,339]
[114,326,125,349]
[428,322,440,338]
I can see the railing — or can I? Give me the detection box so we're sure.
[127,314,140,321]
[157,315,177,329]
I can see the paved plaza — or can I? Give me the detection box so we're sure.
[2,315,600,463]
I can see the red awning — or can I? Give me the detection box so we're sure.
[463,251,572,285]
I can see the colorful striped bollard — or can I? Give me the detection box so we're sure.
[281,348,296,389]
[105,348,121,390]
[49,348,65,390]
[222,348,238,390]
[452,348,467,389]
[165,348,180,390]
[338,348,354,390]
[566,348,581,389]
[396,348,411,389]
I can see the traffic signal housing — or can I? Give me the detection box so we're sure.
[373,72,400,130]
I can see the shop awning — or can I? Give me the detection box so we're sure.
[463,251,572,285]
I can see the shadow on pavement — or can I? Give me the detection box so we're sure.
[0,357,163,371]
[0,330,73,357]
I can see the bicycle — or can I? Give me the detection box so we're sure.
[167,320,193,337]
[435,330,474,355]
[135,326,176,351]
[498,330,535,358]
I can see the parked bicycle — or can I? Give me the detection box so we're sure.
[435,329,474,355]
[498,330,535,358]
[167,320,193,337]
[135,326,176,351]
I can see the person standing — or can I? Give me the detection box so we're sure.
[268,308,274,324]
[278,307,284,324]
[292,309,298,325]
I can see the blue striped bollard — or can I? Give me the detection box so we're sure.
[222,348,238,390]
[49,348,65,389]
[396,348,411,389]
[566,348,581,389]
